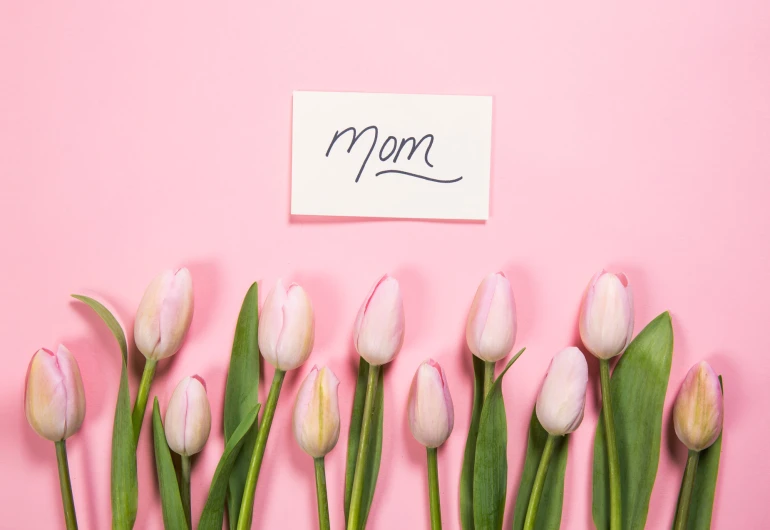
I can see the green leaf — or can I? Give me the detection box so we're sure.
[512,409,569,530]
[344,358,385,529]
[592,312,674,530]
[152,398,188,530]
[685,376,724,530]
[72,294,137,529]
[223,283,260,530]
[472,348,526,530]
[460,354,485,530]
[199,404,260,530]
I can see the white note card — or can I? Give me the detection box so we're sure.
[291,91,492,220]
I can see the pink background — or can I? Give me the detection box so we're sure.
[2,1,769,528]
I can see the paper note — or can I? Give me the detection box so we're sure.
[291,91,492,220]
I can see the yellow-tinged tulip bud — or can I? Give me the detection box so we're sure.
[673,361,723,451]
[292,366,341,458]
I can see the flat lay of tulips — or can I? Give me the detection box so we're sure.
[24,268,724,530]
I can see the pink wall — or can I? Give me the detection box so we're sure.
[2,1,769,528]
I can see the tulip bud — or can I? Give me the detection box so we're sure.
[292,366,341,458]
[535,347,589,436]
[259,279,315,371]
[408,359,454,448]
[164,376,211,456]
[466,272,517,363]
[673,361,723,452]
[579,270,634,360]
[353,275,405,366]
[25,345,86,442]
[134,268,194,361]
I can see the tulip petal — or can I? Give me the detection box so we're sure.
[55,345,87,440]
[157,268,194,360]
[536,347,588,436]
[355,275,405,366]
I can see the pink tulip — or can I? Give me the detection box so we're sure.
[164,376,212,456]
[292,366,341,458]
[408,359,454,448]
[134,268,194,361]
[535,347,589,436]
[466,272,517,363]
[579,270,634,360]
[259,279,315,371]
[353,275,405,366]
[25,345,86,442]
[674,361,723,451]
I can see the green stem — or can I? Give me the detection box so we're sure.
[180,454,191,529]
[236,369,286,530]
[483,360,495,400]
[427,447,441,530]
[346,363,381,530]
[522,434,557,530]
[55,441,78,530]
[673,450,700,530]
[600,358,622,530]
[131,359,157,444]
[314,457,330,530]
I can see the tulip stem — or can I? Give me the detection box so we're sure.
[180,454,191,529]
[236,368,286,530]
[673,450,700,530]
[522,434,557,530]
[483,361,495,400]
[132,359,157,444]
[55,441,78,530]
[314,457,330,530]
[427,447,442,530]
[600,359,622,530]
[347,363,380,530]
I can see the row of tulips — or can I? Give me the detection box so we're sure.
[24,268,724,529]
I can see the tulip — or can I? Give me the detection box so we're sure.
[132,268,194,443]
[535,347,589,436]
[134,268,194,361]
[579,270,634,360]
[25,346,86,442]
[293,366,341,530]
[259,279,315,371]
[523,347,588,530]
[673,361,723,452]
[24,345,85,530]
[408,359,454,448]
[164,376,211,457]
[353,274,405,366]
[672,361,724,530]
[578,269,633,530]
[466,272,517,363]
[466,271,517,406]
[164,375,211,526]
[408,359,454,530]
[237,279,316,530]
[293,366,341,458]
[348,274,404,530]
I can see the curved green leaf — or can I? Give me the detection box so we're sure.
[685,376,723,530]
[152,398,188,530]
[72,294,137,529]
[512,409,569,530]
[473,348,526,530]
[460,354,485,530]
[223,283,260,530]
[592,312,674,530]
[344,358,384,529]
[199,404,260,530]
